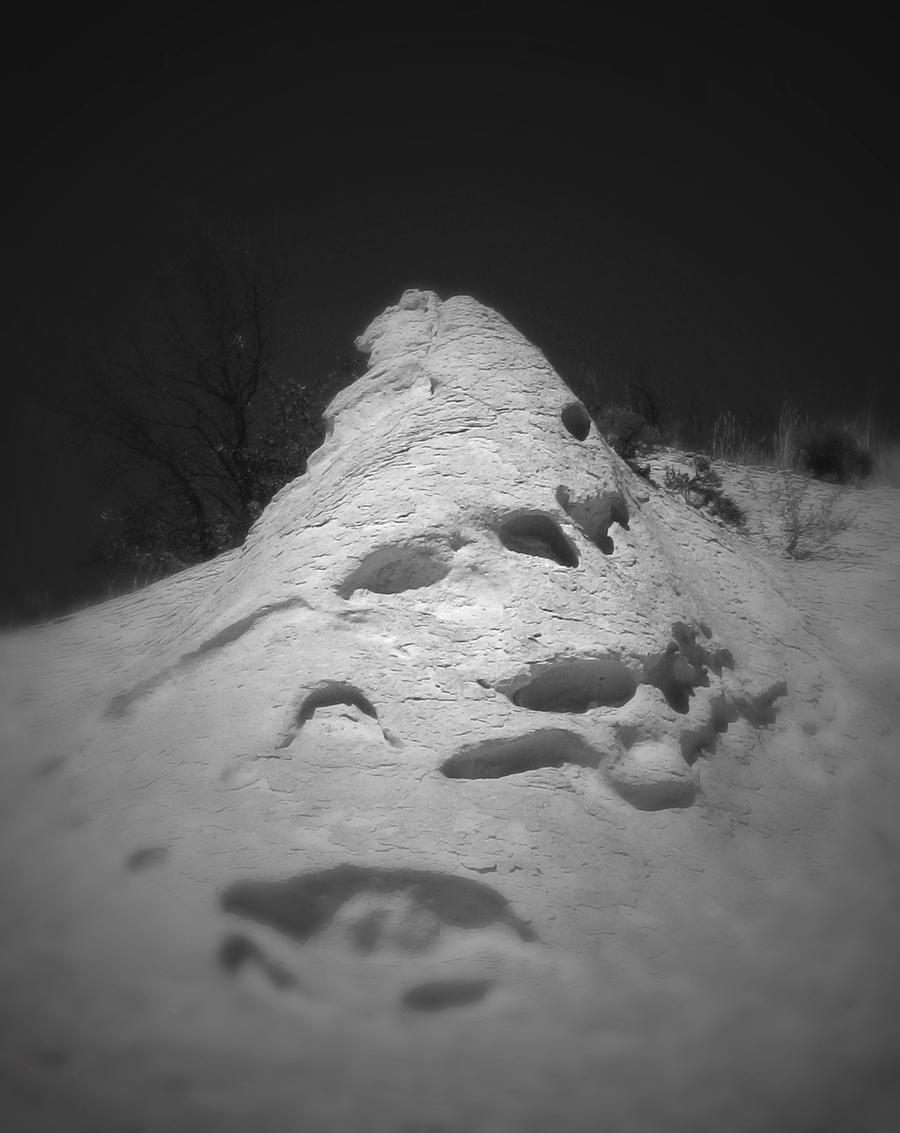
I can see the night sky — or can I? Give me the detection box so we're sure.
[4,2,900,616]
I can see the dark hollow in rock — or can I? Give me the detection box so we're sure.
[278,681,383,748]
[337,539,454,598]
[679,696,739,763]
[401,978,493,1012]
[642,642,709,714]
[510,659,638,712]
[441,729,603,779]
[126,846,169,871]
[221,865,536,944]
[670,621,734,674]
[297,682,378,727]
[679,726,714,765]
[560,401,592,441]
[496,512,579,568]
[218,933,297,989]
[555,486,629,555]
[736,680,788,726]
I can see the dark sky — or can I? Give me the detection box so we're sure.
[4,1,900,614]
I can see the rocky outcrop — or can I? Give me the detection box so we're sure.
[0,289,883,1133]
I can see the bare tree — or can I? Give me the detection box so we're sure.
[62,232,360,585]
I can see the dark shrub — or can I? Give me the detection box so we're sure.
[708,493,746,528]
[798,428,873,484]
[597,406,660,461]
[664,458,746,529]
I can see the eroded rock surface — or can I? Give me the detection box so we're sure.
[1,289,898,1132]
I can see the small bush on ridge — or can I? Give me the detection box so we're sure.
[780,474,853,559]
[797,427,873,484]
[663,457,746,529]
[597,406,661,462]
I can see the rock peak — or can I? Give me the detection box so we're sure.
[0,288,878,1133]
[353,287,441,366]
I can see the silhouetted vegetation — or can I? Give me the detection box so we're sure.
[663,457,746,529]
[797,427,873,484]
[779,473,854,559]
[711,403,886,484]
[58,232,364,591]
[596,406,661,463]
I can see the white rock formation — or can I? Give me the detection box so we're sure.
[1,289,899,1132]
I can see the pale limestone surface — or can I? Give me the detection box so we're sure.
[1,290,899,1132]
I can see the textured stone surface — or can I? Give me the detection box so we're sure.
[1,289,899,1132]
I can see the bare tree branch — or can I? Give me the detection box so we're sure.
[56,230,362,584]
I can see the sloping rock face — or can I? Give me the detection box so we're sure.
[1,290,897,1132]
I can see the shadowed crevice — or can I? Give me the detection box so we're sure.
[187,597,310,660]
[277,680,399,749]
[555,485,629,555]
[641,643,707,714]
[679,695,740,763]
[336,536,462,598]
[221,865,537,943]
[106,596,309,718]
[735,680,788,726]
[218,933,299,990]
[496,512,579,567]
[504,658,639,713]
[401,978,493,1012]
[670,621,734,674]
[441,728,603,779]
[560,401,591,441]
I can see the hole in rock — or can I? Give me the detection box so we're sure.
[561,402,591,441]
[221,865,536,944]
[509,658,638,712]
[279,681,384,748]
[555,486,629,555]
[297,682,378,727]
[711,694,739,731]
[218,933,298,989]
[642,642,708,714]
[441,728,603,779]
[337,539,455,598]
[679,697,739,763]
[496,512,579,568]
[401,978,493,1012]
[670,622,734,674]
